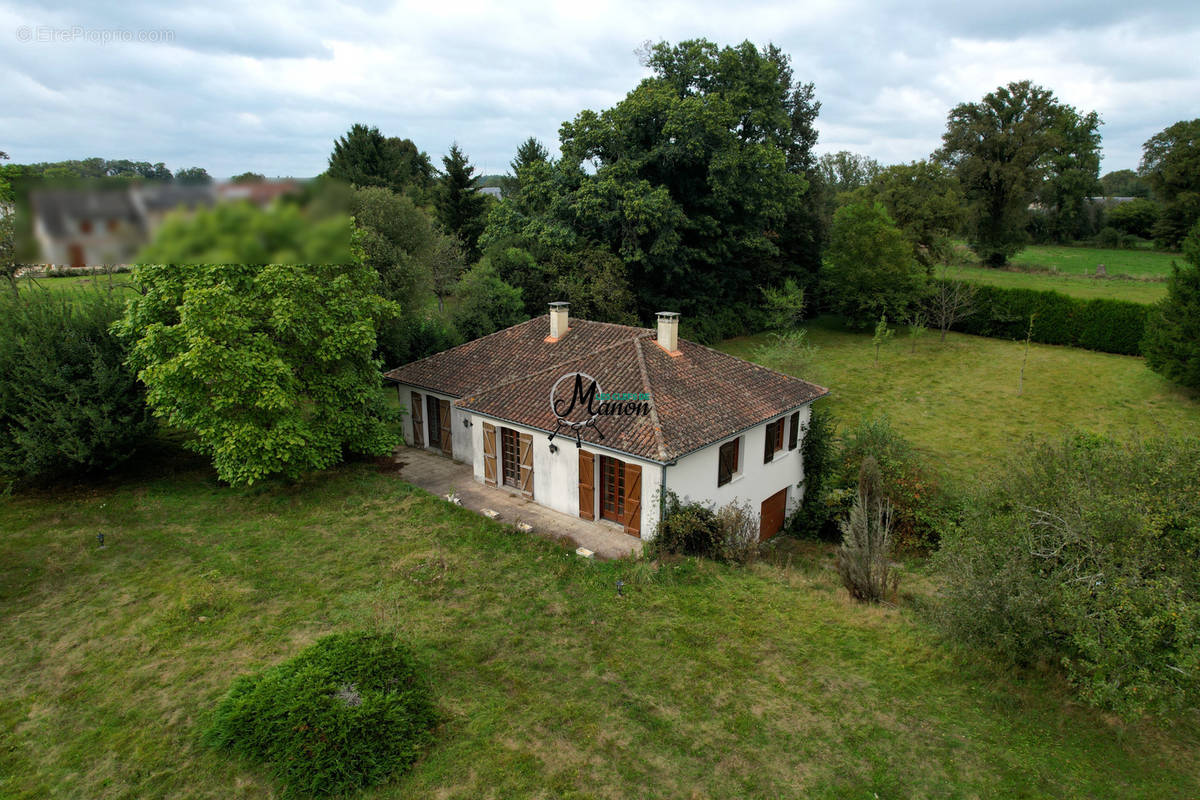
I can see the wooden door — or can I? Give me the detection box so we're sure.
[599,456,625,523]
[622,463,642,537]
[410,391,424,448]
[500,427,520,488]
[482,423,497,485]
[426,395,441,450]
[438,399,452,457]
[518,432,533,499]
[760,488,787,541]
[578,450,595,520]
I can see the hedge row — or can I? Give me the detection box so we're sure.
[943,282,1149,356]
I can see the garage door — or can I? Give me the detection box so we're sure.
[760,488,787,541]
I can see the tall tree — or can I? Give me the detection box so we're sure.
[500,136,551,197]
[436,143,489,260]
[1037,105,1102,241]
[858,160,964,267]
[821,200,924,327]
[350,185,436,306]
[230,171,267,184]
[1139,119,1200,249]
[937,81,1100,266]
[327,124,434,199]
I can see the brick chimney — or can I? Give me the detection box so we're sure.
[548,301,569,341]
[656,311,680,354]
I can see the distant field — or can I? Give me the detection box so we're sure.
[952,242,1180,278]
[723,318,1200,481]
[946,264,1167,304]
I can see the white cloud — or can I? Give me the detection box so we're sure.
[0,0,1197,176]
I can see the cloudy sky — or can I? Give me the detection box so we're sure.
[1,0,1197,179]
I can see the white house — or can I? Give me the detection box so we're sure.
[384,303,828,542]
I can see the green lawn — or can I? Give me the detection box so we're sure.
[946,264,1167,304]
[1009,244,1179,278]
[722,319,1200,480]
[2,462,1198,799]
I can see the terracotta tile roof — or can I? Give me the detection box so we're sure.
[384,315,828,463]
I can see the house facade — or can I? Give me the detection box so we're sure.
[384,304,827,542]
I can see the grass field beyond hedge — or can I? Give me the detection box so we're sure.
[1009,244,1179,277]
[2,463,1199,799]
[946,264,1168,304]
[722,319,1200,479]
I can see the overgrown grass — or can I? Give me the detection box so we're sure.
[15,273,137,296]
[946,264,1168,304]
[723,318,1200,479]
[1011,243,1179,277]
[2,462,1198,798]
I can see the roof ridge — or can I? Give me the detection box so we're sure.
[459,332,653,401]
[677,335,830,397]
[633,338,669,462]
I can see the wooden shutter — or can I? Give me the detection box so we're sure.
[518,432,534,498]
[788,412,800,450]
[410,392,424,448]
[764,421,776,463]
[438,399,452,457]
[578,450,595,520]
[482,423,497,486]
[622,462,642,536]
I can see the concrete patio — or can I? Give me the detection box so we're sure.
[387,445,643,560]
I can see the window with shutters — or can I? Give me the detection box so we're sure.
[717,438,740,486]
[500,427,520,488]
[763,418,785,463]
[788,411,800,450]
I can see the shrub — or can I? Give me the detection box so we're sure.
[679,302,768,345]
[821,200,925,327]
[377,312,462,367]
[0,289,153,486]
[788,403,838,540]
[204,631,437,797]
[1142,223,1200,389]
[940,281,1148,356]
[836,457,900,603]
[932,435,1200,718]
[834,417,945,551]
[652,493,759,564]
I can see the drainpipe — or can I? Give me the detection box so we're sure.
[658,461,670,530]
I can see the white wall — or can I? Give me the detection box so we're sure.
[469,415,663,540]
[666,403,812,520]
[392,383,473,464]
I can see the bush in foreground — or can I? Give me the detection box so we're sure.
[652,493,759,564]
[836,456,900,603]
[204,632,437,797]
[932,435,1200,718]
[0,289,153,486]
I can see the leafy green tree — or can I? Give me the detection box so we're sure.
[0,290,152,486]
[427,232,466,313]
[1037,105,1102,241]
[938,81,1100,265]
[350,186,435,305]
[436,143,489,260]
[230,171,266,184]
[136,202,352,265]
[1142,223,1200,389]
[815,150,883,224]
[489,245,550,316]
[547,245,638,325]
[116,259,399,486]
[385,136,435,202]
[0,153,13,294]
[1105,198,1159,240]
[821,200,924,326]
[174,167,212,185]
[761,277,806,330]
[1139,119,1200,249]
[858,160,964,267]
[1099,168,1150,198]
[451,262,525,340]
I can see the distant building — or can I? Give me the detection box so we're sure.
[478,186,503,199]
[29,179,298,267]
